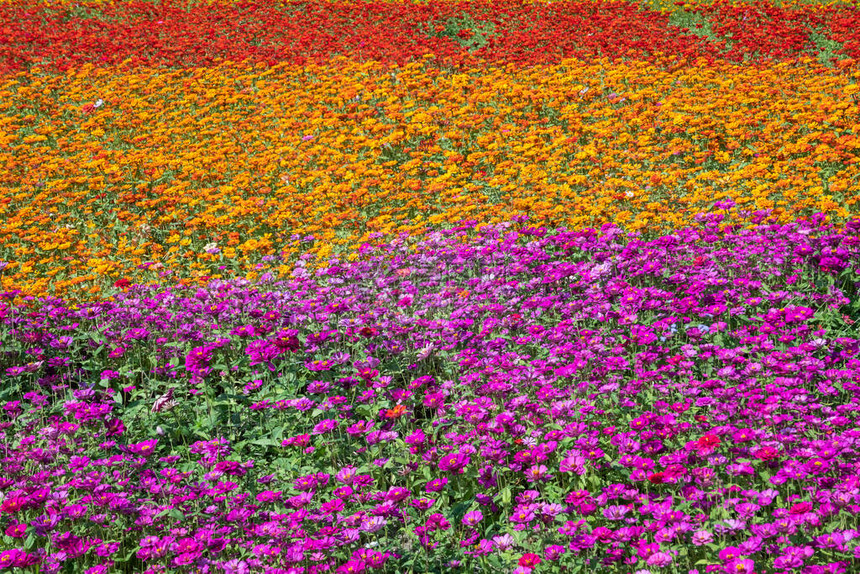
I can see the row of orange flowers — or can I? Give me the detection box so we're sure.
[1,56,858,298]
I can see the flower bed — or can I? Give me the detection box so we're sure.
[3,1,860,572]
[1,56,857,298]
[2,215,860,573]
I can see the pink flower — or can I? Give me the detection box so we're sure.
[462,510,483,526]
[647,552,673,567]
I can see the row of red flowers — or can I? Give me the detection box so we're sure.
[686,0,859,64]
[2,0,859,73]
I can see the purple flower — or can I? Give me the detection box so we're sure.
[544,544,566,560]
[360,516,386,533]
[603,505,630,521]
[246,339,280,369]
[493,533,515,551]
[336,466,358,485]
[510,507,535,524]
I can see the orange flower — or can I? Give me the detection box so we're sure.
[385,405,407,419]
[2,55,858,299]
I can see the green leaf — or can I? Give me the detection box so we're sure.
[121,546,140,562]
[250,439,279,447]
[449,499,473,524]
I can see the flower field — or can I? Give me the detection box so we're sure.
[2,1,860,573]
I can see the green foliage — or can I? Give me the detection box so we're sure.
[424,14,497,53]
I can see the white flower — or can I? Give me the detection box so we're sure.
[417,344,435,361]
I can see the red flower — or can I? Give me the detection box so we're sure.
[0,0,736,75]
[754,446,780,461]
[358,326,378,338]
[272,333,301,353]
[518,553,542,568]
[7,0,860,75]
[114,278,131,289]
[647,471,666,485]
[697,434,721,449]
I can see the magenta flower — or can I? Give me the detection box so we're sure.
[222,559,250,574]
[337,559,365,574]
[336,466,358,484]
[437,452,470,473]
[312,419,339,434]
[691,531,713,546]
[124,439,158,457]
[466,538,494,556]
[526,464,549,482]
[386,487,411,503]
[718,547,743,562]
[559,454,586,474]
[544,544,565,560]
[0,550,26,569]
[321,498,345,515]
[410,497,435,510]
[646,552,673,567]
[725,558,755,574]
[3,523,26,538]
[462,510,483,526]
[185,345,213,374]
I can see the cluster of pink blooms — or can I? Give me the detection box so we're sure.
[0,213,859,573]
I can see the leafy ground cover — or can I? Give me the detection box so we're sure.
[2,0,860,573]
